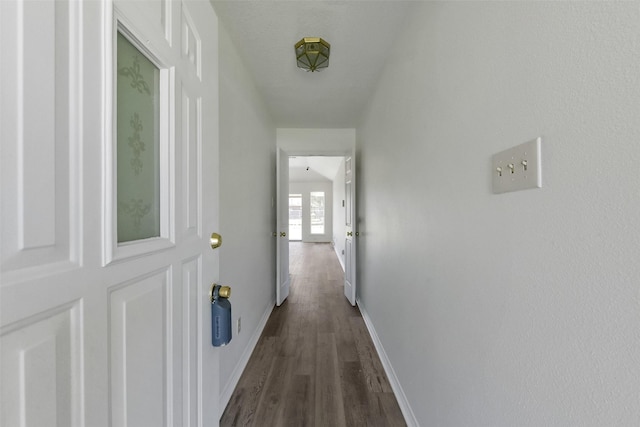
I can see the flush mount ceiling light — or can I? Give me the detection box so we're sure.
[294,37,330,72]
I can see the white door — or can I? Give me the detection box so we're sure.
[344,152,357,305]
[0,1,220,426]
[276,149,290,306]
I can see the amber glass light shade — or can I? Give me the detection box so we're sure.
[294,37,330,72]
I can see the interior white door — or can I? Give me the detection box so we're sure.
[276,148,290,306]
[344,151,357,305]
[175,3,221,426]
[0,1,220,426]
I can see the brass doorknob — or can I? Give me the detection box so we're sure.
[218,286,231,299]
[210,232,222,249]
[280,231,287,237]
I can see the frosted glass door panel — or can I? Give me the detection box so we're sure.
[116,32,160,243]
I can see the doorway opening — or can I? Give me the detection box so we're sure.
[277,150,356,307]
[288,156,344,252]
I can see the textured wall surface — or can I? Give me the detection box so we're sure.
[277,128,355,155]
[357,2,640,426]
[218,22,276,396]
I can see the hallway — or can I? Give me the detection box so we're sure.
[221,243,405,426]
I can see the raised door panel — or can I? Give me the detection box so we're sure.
[179,7,204,238]
[0,0,78,276]
[181,87,201,236]
[1,303,82,427]
[115,0,173,45]
[181,9,201,81]
[109,269,172,427]
[181,257,200,426]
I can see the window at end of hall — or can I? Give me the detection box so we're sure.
[289,194,302,241]
[310,191,325,235]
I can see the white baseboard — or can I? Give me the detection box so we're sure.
[219,300,275,413]
[334,246,345,271]
[357,299,419,427]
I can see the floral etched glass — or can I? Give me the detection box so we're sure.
[116,31,161,243]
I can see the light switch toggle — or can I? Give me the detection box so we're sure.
[492,137,542,194]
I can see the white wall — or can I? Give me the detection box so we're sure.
[277,128,355,155]
[218,21,276,408]
[357,2,640,426]
[289,181,333,243]
[332,159,346,269]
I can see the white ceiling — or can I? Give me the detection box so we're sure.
[211,1,414,128]
[289,156,343,182]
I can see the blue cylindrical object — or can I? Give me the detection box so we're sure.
[211,296,232,347]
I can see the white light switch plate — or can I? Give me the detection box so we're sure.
[492,137,542,194]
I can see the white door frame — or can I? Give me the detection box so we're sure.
[276,148,355,305]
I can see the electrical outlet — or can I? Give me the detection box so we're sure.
[492,137,542,194]
[237,317,241,334]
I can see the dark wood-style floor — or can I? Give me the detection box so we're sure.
[221,242,406,427]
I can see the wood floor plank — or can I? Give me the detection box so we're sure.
[292,306,317,377]
[340,361,408,427]
[222,337,278,426]
[315,333,347,427]
[350,316,394,393]
[340,360,371,426]
[281,374,314,426]
[220,243,405,427]
[375,392,408,426]
[251,355,293,426]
